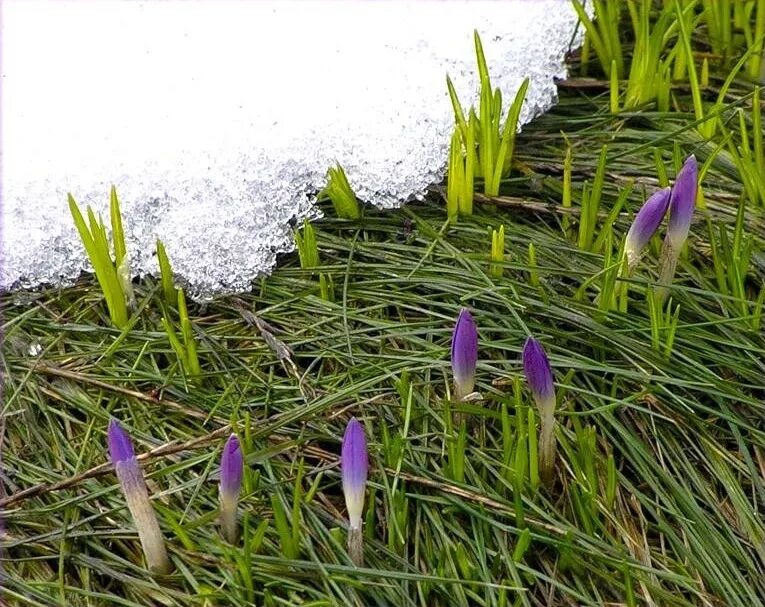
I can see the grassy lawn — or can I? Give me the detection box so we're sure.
[2,3,765,606]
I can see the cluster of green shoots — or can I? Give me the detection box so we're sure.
[69,191,202,381]
[446,31,530,219]
[69,161,364,373]
[575,0,764,119]
[68,187,134,329]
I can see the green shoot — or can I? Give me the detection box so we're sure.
[446,129,463,220]
[490,224,506,278]
[577,146,608,252]
[647,291,681,358]
[319,273,334,302]
[156,239,177,307]
[161,288,202,379]
[110,186,127,271]
[294,219,320,269]
[610,59,620,113]
[562,144,573,237]
[293,218,333,301]
[446,75,468,145]
[486,78,529,195]
[68,188,130,328]
[527,242,539,287]
[461,112,476,215]
[446,123,475,220]
[319,164,361,220]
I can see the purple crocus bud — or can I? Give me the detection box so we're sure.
[522,338,557,485]
[666,155,698,250]
[451,308,478,401]
[624,188,671,272]
[219,434,243,544]
[342,417,368,566]
[657,155,698,299]
[522,338,555,413]
[107,419,171,574]
[342,418,368,530]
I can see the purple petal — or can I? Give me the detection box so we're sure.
[625,187,670,263]
[108,419,135,464]
[667,155,698,248]
[522,337,554,404]
[220,434,243,497]
[451,308,477,397]
[341,417,368,526]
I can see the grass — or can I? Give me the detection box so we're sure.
[2,4,765,606]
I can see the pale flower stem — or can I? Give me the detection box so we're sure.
[118,463,172,575]
[539,413,556,487]
[656,239,679,303]
[347,525,364,567]
[220,501,238,545]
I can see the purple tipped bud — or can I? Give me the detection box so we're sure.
[522,338,558,484]
[108,418,135,464]
[220,434,243,499]
[667,155,698,249]
[522,337,555,415]
[624,188,671,271]
[341,417,368,530]
[106,419,171,574]
[656,155,699,299]
[219,433,244,544]
[451,308,478,400]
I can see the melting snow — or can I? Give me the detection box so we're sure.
[1,0,584,299]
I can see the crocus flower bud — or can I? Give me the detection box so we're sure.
[451,308,478,401]
[658,155,698,299]
[219,434,243,544]
[624,187,671,272]
[522,337,557,485]
[666,155,698,250]
[107,419,171,574]
[522,338,555,412]
[341,417,368,566]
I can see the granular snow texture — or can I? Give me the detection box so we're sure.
[1,0,584,298]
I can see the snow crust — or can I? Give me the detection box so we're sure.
[1,0,583,298]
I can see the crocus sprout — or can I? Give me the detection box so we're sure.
[341,417,368,566]
[657,155,698,299]
[522,337,557,486]
[624,187,671,273]
[219,433,244,544]
[107,419,171,574]
[451,308,478,401]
